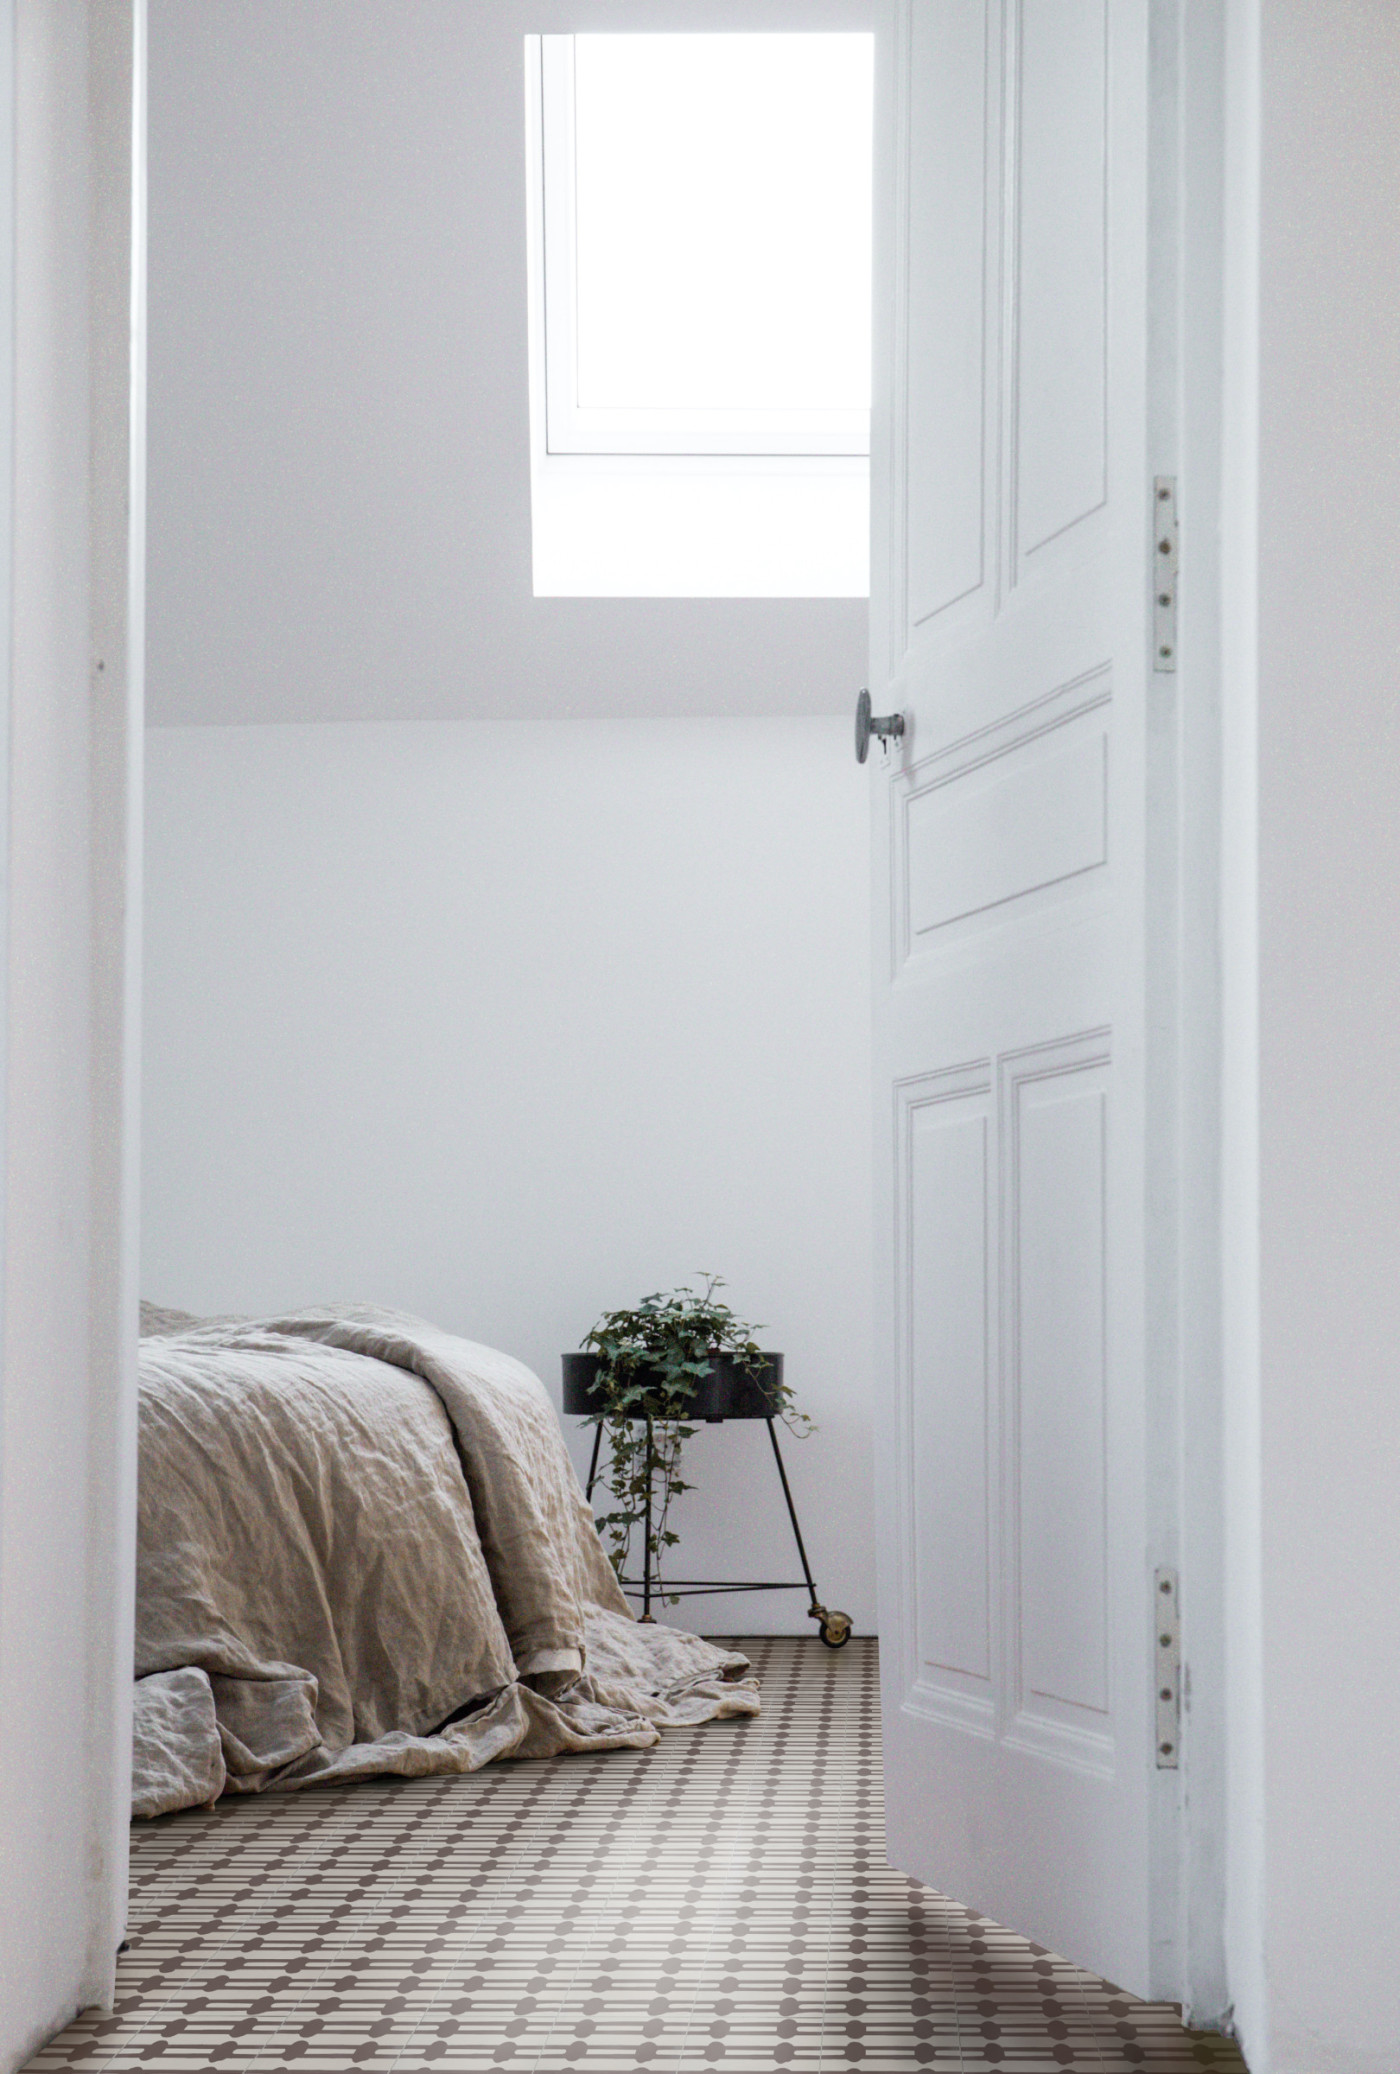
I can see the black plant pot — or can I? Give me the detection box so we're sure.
[561,1350,784,1423]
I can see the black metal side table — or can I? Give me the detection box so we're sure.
[562,1351,852,1648]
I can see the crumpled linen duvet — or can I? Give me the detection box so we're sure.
[133,1305,758,1819]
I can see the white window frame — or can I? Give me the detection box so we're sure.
[523,34,869,598]
[534,34,870,460]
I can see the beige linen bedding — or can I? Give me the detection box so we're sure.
[133,1306,758,1818]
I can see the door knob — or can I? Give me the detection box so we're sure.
[855,688,906,764]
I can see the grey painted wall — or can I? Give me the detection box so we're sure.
[146,0,872,726]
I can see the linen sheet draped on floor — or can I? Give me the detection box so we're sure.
[133,1306,758,1819]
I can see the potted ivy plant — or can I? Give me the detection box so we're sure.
[562,1276,814,1612]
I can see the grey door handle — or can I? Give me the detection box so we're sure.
[855,688,906,764]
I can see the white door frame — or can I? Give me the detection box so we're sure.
[87,0,147,2007]
[0,5,145,2066]
[1146,0,1249,2026]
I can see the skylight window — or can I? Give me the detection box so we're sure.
[525,32,874,598]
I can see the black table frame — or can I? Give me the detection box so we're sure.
[582,1413,851,1647]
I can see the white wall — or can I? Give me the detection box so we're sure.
[145,0,871,726]
[140,0,881,1653]
[1241,5,1400,2070]
[0,5,143,2069]
[142,716,876,1638]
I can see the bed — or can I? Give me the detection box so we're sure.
[132,1304,758,1819]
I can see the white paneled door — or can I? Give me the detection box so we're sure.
[869,2,1171,1996]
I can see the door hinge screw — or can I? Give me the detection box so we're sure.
[1153,478,1178,674]
[1155,1567,1181,1769]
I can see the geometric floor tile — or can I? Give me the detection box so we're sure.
[28,1638,1249,2073]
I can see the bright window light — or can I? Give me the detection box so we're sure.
[525,32,873,597]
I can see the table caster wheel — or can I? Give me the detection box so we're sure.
[810,1604,853,1649]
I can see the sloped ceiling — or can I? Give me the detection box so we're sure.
[147,0,873,724]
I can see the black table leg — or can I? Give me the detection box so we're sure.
[585,1421,603,1505]
[766,1418,852,1646]
[640,1414,655,1621]
[766,1417,820,1614]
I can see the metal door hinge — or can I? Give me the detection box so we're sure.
[1153,478,1178,672]
[1154,1567,1181,1768]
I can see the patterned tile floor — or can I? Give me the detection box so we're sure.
[31,1639,1247,2073]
